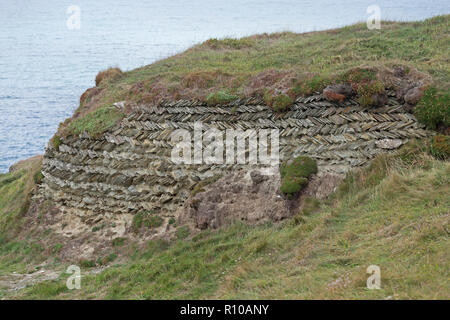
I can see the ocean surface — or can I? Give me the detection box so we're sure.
[0,0,448,172]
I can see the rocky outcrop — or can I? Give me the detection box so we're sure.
[38,92,428,234]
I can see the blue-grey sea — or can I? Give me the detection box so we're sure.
[0,0,448,172]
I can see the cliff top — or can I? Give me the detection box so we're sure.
[55,15,449,139]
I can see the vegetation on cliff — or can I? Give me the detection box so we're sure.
[54,15,449,138]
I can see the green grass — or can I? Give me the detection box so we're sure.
[68,105,124,138]
[58,15,450,137]
[9,143,449,299]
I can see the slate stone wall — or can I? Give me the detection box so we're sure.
[40,93,428,215]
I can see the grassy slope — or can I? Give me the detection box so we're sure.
[0,156,48,275]
[64,15,449,136]
[10,142,449,299]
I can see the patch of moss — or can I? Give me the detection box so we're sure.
[206,91,238,106]
[280,156,318,196]
[415,87,450,130]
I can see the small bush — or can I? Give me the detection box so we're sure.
[280,156,318,196]
[95,67,123,86]
[272,94,294,112]
[206,91,238,106]
[356,80,385,107]
[415,87,450,130]
[428,134,450,160]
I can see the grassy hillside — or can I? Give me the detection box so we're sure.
[58,15,449,137]
[6,141,449,299]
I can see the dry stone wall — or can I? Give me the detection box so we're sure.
[40,93,428,218]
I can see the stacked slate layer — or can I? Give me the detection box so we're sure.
[40,93,428,215]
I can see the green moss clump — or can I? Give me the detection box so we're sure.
[414,87,450,130]
[428,134,450,160]
[68,105,124,137]
[280,156,318,195]
[206,91,238,106]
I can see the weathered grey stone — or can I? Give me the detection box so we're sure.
[375,139,403,149]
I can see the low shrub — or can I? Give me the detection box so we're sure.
[428,134,450,160]
[272,94,294,112]
[414,87,450,130]
[356,80,385,107]
[95,68,123,86]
